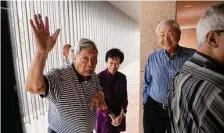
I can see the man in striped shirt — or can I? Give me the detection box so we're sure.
[25,14,107,133]
[46,45,75,133]
[142,20,195,133]
[168,3,224,133]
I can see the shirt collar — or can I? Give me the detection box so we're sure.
[191,52,224,74]
[105,68,117,77]
[162,45,181,59]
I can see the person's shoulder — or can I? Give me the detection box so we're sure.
[182,47,196,52]
[98,69,107,77]
[179,46,196,55]
[147,49,163,59]
[117,71,126,78]
[150,49,163,55]
[46,64,74,77]
[57,64,73,72]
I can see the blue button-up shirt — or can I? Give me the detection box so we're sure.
[142,45,195,105]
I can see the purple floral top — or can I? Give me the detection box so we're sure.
[95,69,128,133]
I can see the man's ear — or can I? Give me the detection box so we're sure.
[205,31,218,48]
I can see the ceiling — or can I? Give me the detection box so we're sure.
[176,1,223,29]
[108,1,223,28]
[108,1,140,23]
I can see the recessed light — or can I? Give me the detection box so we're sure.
[185,5,192,8]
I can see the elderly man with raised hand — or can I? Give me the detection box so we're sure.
[142,20,196,133]
[169,3,224,133]
[25,14,107,133]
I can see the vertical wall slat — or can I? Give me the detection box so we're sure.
[10,2,28,123]
[12,1,31,124]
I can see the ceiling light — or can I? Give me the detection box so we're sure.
[185,5,192,8]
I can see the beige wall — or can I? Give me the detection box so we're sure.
[140,1,176,133]
[179,28,197,49]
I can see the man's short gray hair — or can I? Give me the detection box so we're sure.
[74,38,98,55]
[156,20,181,34]
[196,3,224,47]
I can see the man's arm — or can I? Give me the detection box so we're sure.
[142,56,152,104]
[25,14,60,95]
[25,52,48,95]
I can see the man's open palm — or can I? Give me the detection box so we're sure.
[30,14,60,53]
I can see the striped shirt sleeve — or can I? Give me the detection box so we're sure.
[44,68,64,104]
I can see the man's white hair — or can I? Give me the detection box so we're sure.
[74,38,98,55]
[156,20,181,34]
[196,3,224,47]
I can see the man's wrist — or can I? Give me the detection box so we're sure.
[35,50,49,57]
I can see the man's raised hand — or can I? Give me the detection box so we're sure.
[30,14,60,54]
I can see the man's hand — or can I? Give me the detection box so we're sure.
[88,91,107,110]
[30,14,60,54]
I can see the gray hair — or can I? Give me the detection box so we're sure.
[196,3,224,47]
[156,20,181,34]
[74,38,98,55]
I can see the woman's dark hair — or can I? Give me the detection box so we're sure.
[105,48,124,64]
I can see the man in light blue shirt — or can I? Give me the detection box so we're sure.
[142,20,195,133]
